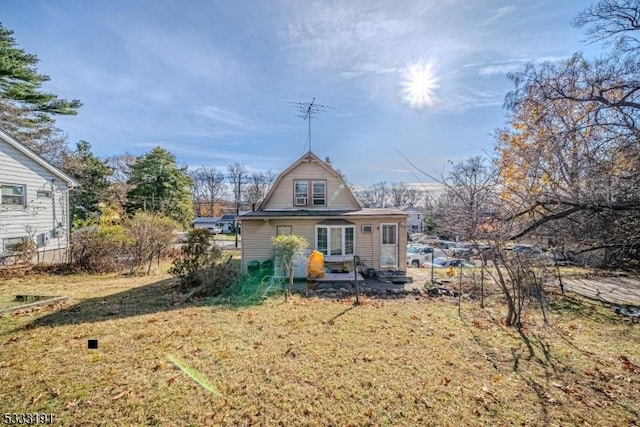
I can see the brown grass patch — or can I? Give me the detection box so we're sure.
[0,268,639,426]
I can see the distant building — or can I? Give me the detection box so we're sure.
[190,217,222,233]
[402,206,423,232]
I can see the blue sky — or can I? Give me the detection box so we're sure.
[3,0,595,187]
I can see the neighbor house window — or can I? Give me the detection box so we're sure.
[2,237,27,253]
[312,181,326,206]
[1,184,25,206]
[36,190,52,198]
[315,225,355,257]
[294,180,308,206]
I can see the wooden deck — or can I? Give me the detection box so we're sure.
[311,272,364,282]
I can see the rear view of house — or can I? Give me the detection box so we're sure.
[239,151,408,275]
[0,129,78,263]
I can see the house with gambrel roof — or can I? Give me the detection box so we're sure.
[239,151,408,274]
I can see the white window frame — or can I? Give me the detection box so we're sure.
[2,236,27,253]
[276,225,292,236]
[1,183,26,207]
[312,180,326,206]
[294,180,308,206]
[315,224,355,261]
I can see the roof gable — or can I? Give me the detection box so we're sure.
[0,128,79,187]
[259,151,361,211]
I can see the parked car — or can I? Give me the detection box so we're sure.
[206,226,223,235]
[512,245,543,255]
[407,245,447,267]
[433,240,473,258]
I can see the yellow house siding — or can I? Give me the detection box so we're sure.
[241,219,317,270]
[262,161,357,210]
[241,216,407,272]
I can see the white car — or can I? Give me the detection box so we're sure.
[206,226,223,235]
[407,245,447,267]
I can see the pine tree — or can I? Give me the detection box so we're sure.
[125,147,193,228]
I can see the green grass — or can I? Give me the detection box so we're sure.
[0,267,639,426]
[213,233,241,242]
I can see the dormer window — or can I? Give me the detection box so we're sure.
[294,180,327,207]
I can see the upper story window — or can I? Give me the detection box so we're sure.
[293,179,327,207]
[294,180,308,206]
[312,181,326,206]
[1,184,26,206]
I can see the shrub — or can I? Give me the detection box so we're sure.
[272,234,309,299]
[125,212,178,274]
[170,229,237,298]
[9,239,37,264]
[70,228,128,273]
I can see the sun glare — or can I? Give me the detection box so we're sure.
[400,61,441,109]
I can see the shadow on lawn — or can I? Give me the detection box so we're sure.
[26,277,207,328]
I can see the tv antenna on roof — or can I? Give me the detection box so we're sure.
[289,97,334,153]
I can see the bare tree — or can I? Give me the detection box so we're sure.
[189,166,227,216]
[573,0,640,53]
[244,170,276,207]
[388,182,409,208]
[105,153,136,212]
[371,181,388,208]
[227,163,248,206]
[500,51,640,266]
[429,157,498,242]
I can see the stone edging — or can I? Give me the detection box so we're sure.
[0,296,69,315]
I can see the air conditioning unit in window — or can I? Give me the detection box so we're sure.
[295,197,307,206]
[361,224,373,233]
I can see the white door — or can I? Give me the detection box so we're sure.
[380,223,398,268]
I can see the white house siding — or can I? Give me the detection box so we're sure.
[263,161,358,211]
[402,208,423,232]
[0,142,71,262]
[240,216,407,272]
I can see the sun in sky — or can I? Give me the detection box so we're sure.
[400,60,441,109]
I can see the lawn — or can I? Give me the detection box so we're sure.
[1,267,639,426]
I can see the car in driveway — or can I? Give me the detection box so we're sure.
[512,244,543,255]
[407,245,447,267]
[202,225,222,235]
[433,240,473,258]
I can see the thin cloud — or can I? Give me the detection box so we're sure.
[196,106,255,127]
[478,60,526,77]
[477,56,567,76]
[482,6,516,26]
[195,105,293,136]
[134,141,285,164]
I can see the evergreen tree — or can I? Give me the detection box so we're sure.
[63,141,112,225]
[125,147,193,228]
[0,22,81,164]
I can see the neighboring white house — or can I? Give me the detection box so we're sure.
[402,206,423,232]
[191,216,222,233]
[217,214,237,233]
[0,129,79,263]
